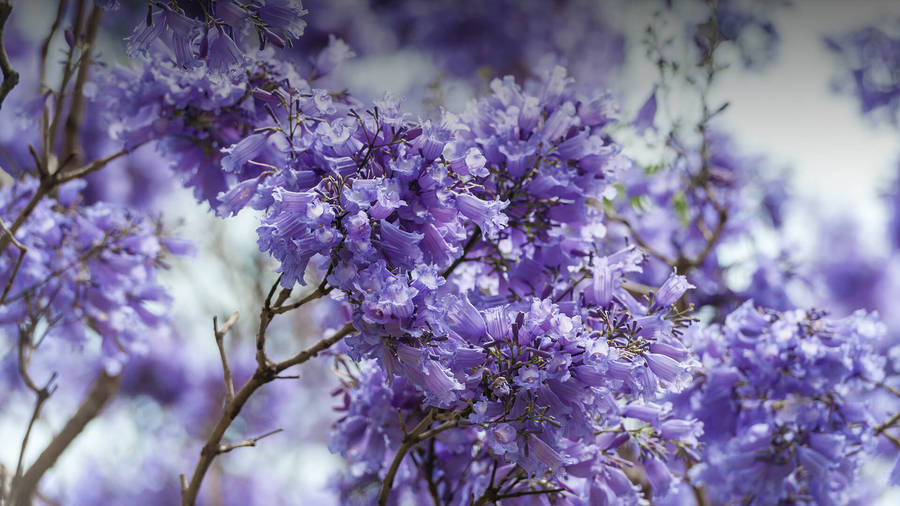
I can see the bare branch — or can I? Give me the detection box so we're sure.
[0,185,49,256]
[255,278,282,368]
[56,146,142,184]
[272,281,332,314]
[217,428,283,454]
[274,322,355,373]
[213,311,240,405]
[378,409,437,506]
[181,322,355,506]
[876,410,900,436]
[11,371,120,506]
[0,217,27,304]
[0,0,20,111]
[47,0,86,155]
[12,373,57,494]
[60,5,102,166]
[0,143,146,256]
[496,487,565,500]
[38,0,68,91]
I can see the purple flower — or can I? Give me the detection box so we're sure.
[654,272,695,307]
[455,193,509,239]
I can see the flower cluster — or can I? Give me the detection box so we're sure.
[672,301,885,505]
[126,0,308,71]
[0,177,185,370]
[320,69,705,503]
[331,270,701,504]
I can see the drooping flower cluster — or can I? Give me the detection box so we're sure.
[331,268,702,504]
[125,0,308,71]
[315,69,705,503]
[0,177,185,370]
[672,301,885,505]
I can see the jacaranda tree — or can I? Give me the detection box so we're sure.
[1,1,899,505]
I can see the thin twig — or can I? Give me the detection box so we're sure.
[56,146,141,183]
[60,5,102,166]
[272,282,333,314]
[0,217,27,303]
[38,0,68,92]
[217,428,284,454]
[47,0,86,156]
[496,487,565,500]
[213,311,240,405]
[377,409,436,506]
[11,371,120,506]
[255,278,282,369]
[0,0,20,111]
[0,144,146,257]
[12,374,57,494]
[273,322,354,373]
[0,185,49,256]
[876,410,900,436]
[180,322,355,506]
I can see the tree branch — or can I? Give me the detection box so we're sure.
[213,311,240,406]
[11,371,120,506]
[217,428,283,454]
[38,0,68,92]
[273,322,354,373]
[12,373,57,494]
[181,322,355,506]
[0,217,27,304]
[60,5,102,166]
[0,0,20,111]
[378,409,436,506]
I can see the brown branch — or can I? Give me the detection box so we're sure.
[60,5,102,166]
[272,281,333,315]
[213,311,240,405]
[11,371,120,506]
[0,0,19,110]
[38,0,68,92]
[56,146,141,184]
[47,0,86,156]
[423,439,440,506]
[876,410,900,436]
[1,463,8,504]
[12,373,57,494]
[255,278,282,369]
[0,143,146,257]
[0,185,50,256]
[217,428,283,454]
[378,409,436,506]
[273,322,354,373]
[0,217,27,304]
[181,322,355,506]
